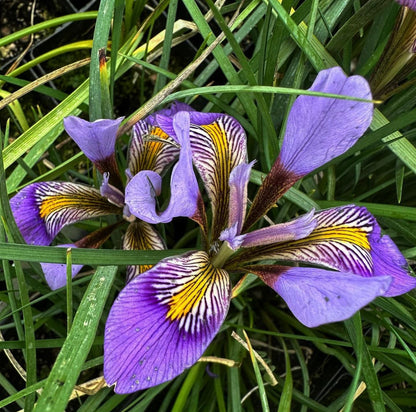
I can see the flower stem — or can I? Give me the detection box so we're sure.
[211,242,235,268]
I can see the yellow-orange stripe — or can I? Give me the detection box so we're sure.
[166,264,215,321]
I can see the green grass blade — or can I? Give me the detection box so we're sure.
[89,0,115,121]
[33,265,117,412]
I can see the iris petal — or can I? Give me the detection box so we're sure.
[104,251,231,393]
[123,221,165,282]
[244,67,373,229]
[234,205,414,297]
[279,67,373,175]
[63,116,123,164]
[125,111,199,223]
[241,209,317,248]
[251,265,391,328]
[228,161,255,235]
[128,121,179,177]
[40,244,83,290]
[10,182,121,245]
[63,116,124,188]
[189,115,247,239]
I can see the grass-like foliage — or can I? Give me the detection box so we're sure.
[1,0,416,411]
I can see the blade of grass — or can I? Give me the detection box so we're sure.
[0,243,189,265]
[277,338,293,412]
[242,330,270,412]
[33,265,118,412]
[171,363,204,412]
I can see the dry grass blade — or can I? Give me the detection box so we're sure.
[0,58,91,111]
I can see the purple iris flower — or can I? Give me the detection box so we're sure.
[9,104,196,289]
[103,67,416,394]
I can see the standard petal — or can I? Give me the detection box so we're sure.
[10,182,121,245]
[189,114,247,239]
[104,251,231,393]
[125,112,199,224]
[235,205,414,297]
[123,221,165,282]
[40,244,83,290]
[279,67,373,175]
[63,116,124,187]
[244,67,373,230]
[252,265,391,328]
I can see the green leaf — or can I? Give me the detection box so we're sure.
[33,265,117,412]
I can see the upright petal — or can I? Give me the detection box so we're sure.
[125,111,199,224]
[123,220,165,282]
[244,67,373,230]
[228,161,255,235]
[63,116,124,188]
[10,182,121,245]
[104,251,231,393]
[234,205,415,297]
[279,67,373,175]
[249,265,391,328]
[189,115,247,239]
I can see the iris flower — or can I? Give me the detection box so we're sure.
[104,67,416,394]
[9,105,195,288]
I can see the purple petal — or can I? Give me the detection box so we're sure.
[255,265,391,327]
[370,227,416,297]
[219,223,246,250]
[100,172,125,207]
[395,0,416,11]
[150,104,223,139]
[40,244,83,290]
[125,111,199,224]
[238,205,414,297]
[129,120,179,177]
[190,115,247,239]
[10,182,121,245]
[104,251,231,393]
[63,116,123,163]
[228,161,255,236]
[123,221,165,282]
[241,209,317,248]
[279,67,373,175]
[145,101,196,130]
[243,67,373,230]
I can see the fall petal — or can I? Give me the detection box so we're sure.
[10,182,121,245]
[40,244,83,290]
[251,265,391,328]
[104,251,231,393]
[123,221,165,282]
[237,205,414,297]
